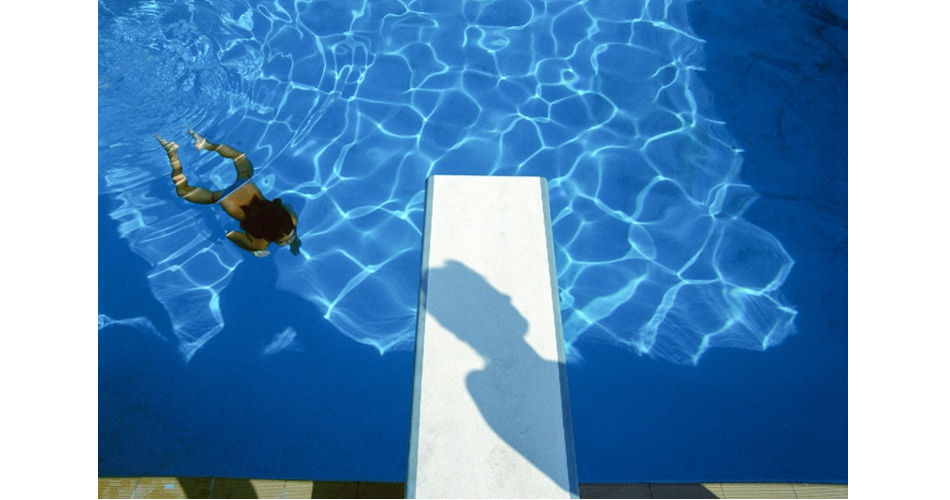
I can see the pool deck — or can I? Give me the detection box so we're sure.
[98,477,847,498]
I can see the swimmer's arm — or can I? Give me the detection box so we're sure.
[284,205,300,255]
[226,231,268,253]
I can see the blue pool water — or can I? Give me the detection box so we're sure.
[99,0,846,483]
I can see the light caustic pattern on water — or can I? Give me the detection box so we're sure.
[98,0,796,365]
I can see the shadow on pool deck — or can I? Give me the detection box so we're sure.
[178,477,257,498]
[98,477,847,498]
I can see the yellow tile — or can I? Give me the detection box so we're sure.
[720,482,796,498]
[700,483,725,498]
[283,480,316,498]
[311,481,360,499]
[132,477,189,499]
[248,479,286,498]
[792,483,848,498]
[99,477,138,498]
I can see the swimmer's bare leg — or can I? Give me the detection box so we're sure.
[189,129,253,180]
[155,134,219,204]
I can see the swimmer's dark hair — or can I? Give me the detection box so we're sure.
[240,197,295,242]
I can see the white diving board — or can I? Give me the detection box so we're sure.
[407,175,578,499]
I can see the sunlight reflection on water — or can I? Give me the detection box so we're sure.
[98,0,795,364]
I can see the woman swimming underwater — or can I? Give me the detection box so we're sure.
[155,130,301,257]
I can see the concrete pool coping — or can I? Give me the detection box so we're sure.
[98,477,847,498]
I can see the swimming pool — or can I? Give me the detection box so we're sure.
[99,0,847,484]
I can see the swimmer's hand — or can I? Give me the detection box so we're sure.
[188,129,215,151]
[226,230,269,257]
[154,134,178,155]
[289,237,301,256]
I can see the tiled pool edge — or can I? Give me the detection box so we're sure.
[98,478,848,498]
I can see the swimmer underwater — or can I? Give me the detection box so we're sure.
[155,130,301,257]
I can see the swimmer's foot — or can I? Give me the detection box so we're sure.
[188,129,216,151]
[154,134,179,155]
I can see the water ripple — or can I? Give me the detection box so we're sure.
[99,0,796,364]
